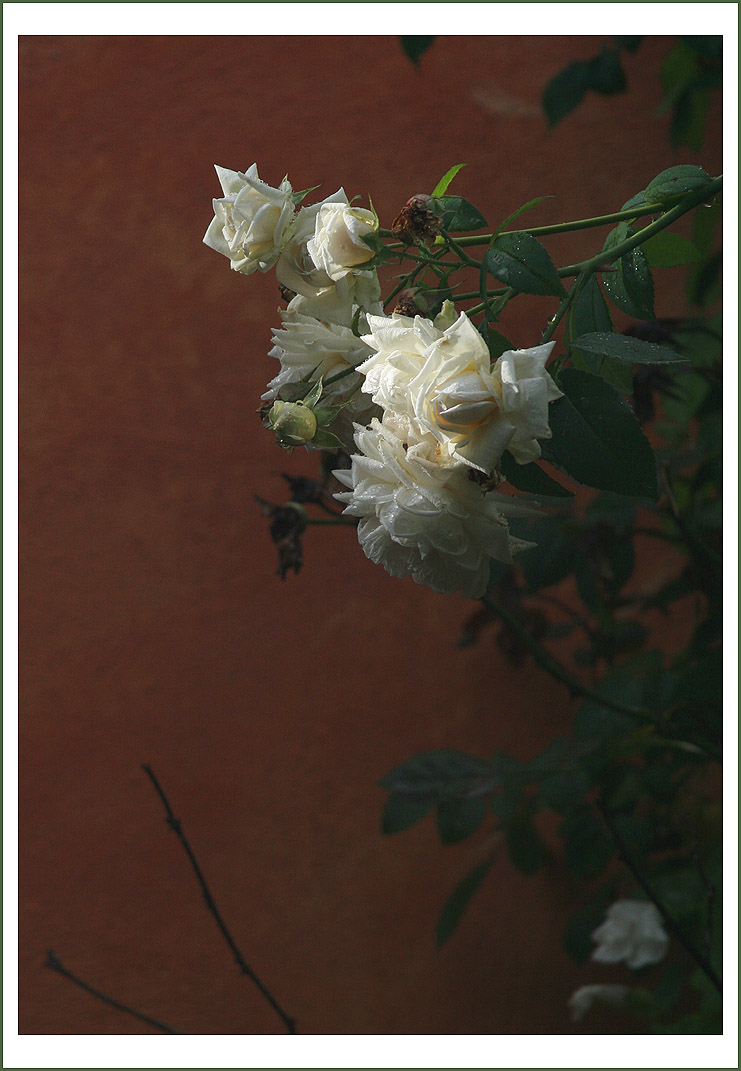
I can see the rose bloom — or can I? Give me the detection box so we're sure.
[591,900,669,970]
[307,202,378,282]
[286,271,382,329]
[333,416,535,598]
[203,164,295,274]
[263,309,380,443]
[358,309,562,475]
[275,189,350,298]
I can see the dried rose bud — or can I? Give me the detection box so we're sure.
[391,194,442,246]
[279,283,297,303]
[393,288,426,318]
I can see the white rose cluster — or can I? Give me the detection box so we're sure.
[204,164,564,597]
[332,304,563,596]
[204,162,383,439]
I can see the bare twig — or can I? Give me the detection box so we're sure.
[142,764,297,1034]
[45,949,182,1034]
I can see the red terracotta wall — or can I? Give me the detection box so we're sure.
[19,35,721,1034]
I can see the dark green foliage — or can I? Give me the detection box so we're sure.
[431,195,487,232]
[498,453,572,498]
[506,818,550,875]
[561,806,615,879]
[436,859,494,946]
[543,47,627,127]
[484,233,565,297]
[547,369,658,499]
[569,332,688,367]
[399,36,436,65]
[601,223,655,320]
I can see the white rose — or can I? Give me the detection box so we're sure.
[358,310,561,474]
[591,900,669,970]
[568,984,630,1022]
[275,189,348,298]
[262,309,379,444]
[286,272,382,329]
[491,342,564,464]
[307,202,378,282]
[203,164,294,274]
[333,417,535,598]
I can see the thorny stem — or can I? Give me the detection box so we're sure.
[381,202,672,250]
[597,800,722,995]
[440,228,482,269]
[438,201,675,246]
[481,593,660,725]
[569,177,723,277]
[142,765,297,1034]
[45,950,182,1034]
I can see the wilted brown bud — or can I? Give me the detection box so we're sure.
[393,288,426,318]
[391,194,442,246]
[255,497,307,579]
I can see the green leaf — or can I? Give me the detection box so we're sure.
[542,49,626,126]
[431,164,465,198]
[380,751,497,803]
[615,36,643,54]
[572,274,614,337]
[311,429,345,451]
[303,377,324,408]
[436,796,487,845]
[587,47,627,95]
[644,164,712,204]
[569,276,632,393]
[432,195,487,232]
[569,332,688,366]
[642,231,700,268]
[548,368,658,498]
[517,515,577,592]
[542,61,592,125]
[601,224,655,319]
[291,184,321,207]
[621,190,649,211]
[492,196,553,242]
[540,765,590,814]
[485,233,565,297]
[436,859,494,947]
[382,795,433,835]
[563,886,615,961]
[561,806,615,878]
[499,452,572,498]
[506,818,549,875]
[399,36,436,64]
[483,329,515,362]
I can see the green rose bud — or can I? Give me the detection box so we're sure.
[268,400,318,448]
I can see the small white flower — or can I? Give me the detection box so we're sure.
[307,202,378,282]
[333,417,535,597]
[568,984,630,1022]
[263,309,380,445]
[591,900,669,970]
[358,310,561,475]
[203,164,295,274]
